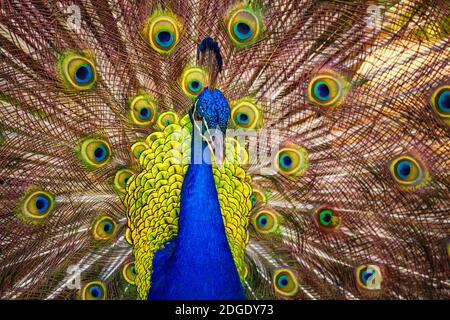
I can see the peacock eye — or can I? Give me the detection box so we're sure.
[157,111,179,130]
[230,99,262,129]
[308,71,347,108]
[319,210,332,226]
[79,138,111,169]
[181,67,206,98]
[252,210,279,234]
[355,264,383,293]
[250,194,257,206]
[114,169,133,193]
[75,64,92,83]
[189,80,201,92]
[273,269,299,297]
[122,262,137,285]
[145,12,181,54]
[390,155,427,188]
[80,281,106,300]
[258,214,268,226]
[274,146,309,177]
[20,190,55,221]
[313,206,341,232]
[251,187,267,206]
[430,85,450,123]
[130,94,157,125]
[131,141,148,160]
[226,6,263,47]
[59,52,96,90]
[92,215,117,241]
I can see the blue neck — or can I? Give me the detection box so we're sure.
[147,125,244,300]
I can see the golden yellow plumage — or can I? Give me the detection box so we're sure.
[125,113,252,299]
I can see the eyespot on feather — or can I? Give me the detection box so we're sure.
[91,215,118,241]
[144,10,182,54]
[250,187,267,207]
[18,189,55,222]
[274,145,309,177]
[122,261,137,285]
[273,268,300,298]
[225,4,264,47]
[389,155,428,189]
[58,50,97,91]
[252,209,280,234]
[312,205,341,232]
[77,137,112,169]
[230,98,263,130]
[114,169,133,193]
[307,69,348,108]
[129,94,157,125]
[355,264,384,295]
[430,85,450,124]
[157,111,179,130]
[80,281,107,300]
[181,67,207,99]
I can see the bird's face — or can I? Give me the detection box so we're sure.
[189,87,230,166]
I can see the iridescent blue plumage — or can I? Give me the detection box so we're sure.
[438,89,450,112]
[148,89,243,300]
[35,196,49,213]
[147,39,243,300]
[196,88,230,134]
[75,64,93,84]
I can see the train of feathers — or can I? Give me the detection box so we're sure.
[0,0,449,300]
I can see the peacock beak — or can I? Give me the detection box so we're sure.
[214,127,225,169]
[204,125,225,169]
[190,91,229,168]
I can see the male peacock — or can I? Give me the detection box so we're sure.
[0,0,449,300]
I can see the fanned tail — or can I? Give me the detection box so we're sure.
[0,0,449,300]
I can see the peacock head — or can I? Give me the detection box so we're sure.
[188,37,230,165]
[190,88,230,132]
[189,87,230,165]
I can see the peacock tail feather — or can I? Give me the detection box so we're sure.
[0,0,449,300]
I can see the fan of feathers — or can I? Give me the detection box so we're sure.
[0,0,449,300]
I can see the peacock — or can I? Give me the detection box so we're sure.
[0,0,449,300]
